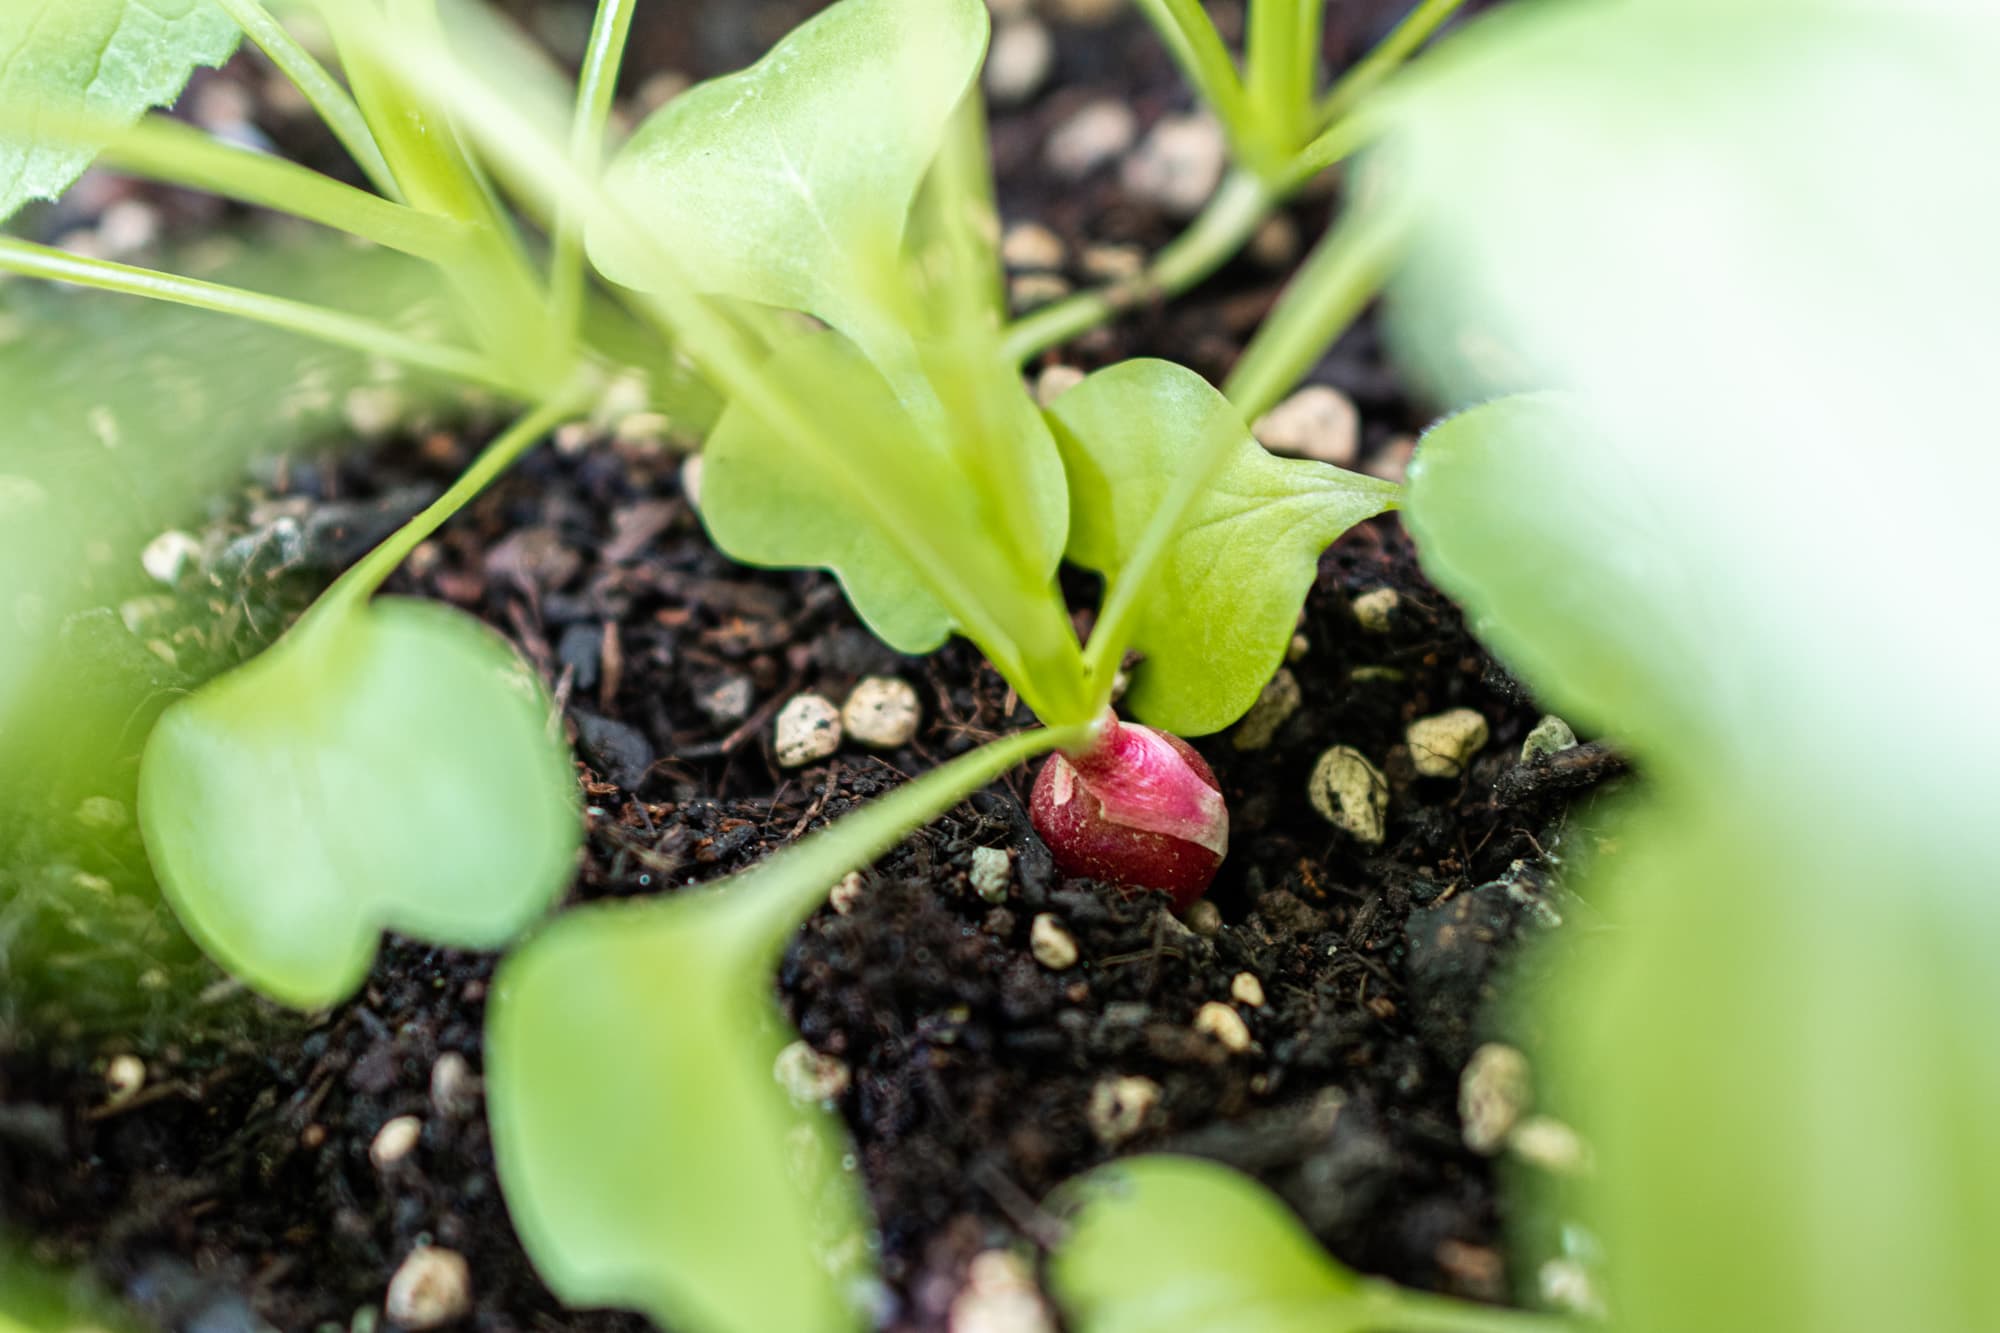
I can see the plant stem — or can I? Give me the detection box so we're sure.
[552,0,639,350]
[1222,195,1405,420]
[1317,0,1469,128]
[1002,169,1274,364]
[213,0,401,199]
[0,236,515,392]
[1245,0,1324,154]
[1131,0,1253,142]
[323,393,587,611]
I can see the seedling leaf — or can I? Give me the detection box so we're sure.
[589,0,988,351]
[488,726,1076,1333]
[0,0,240,222]
[138,597,579,1010]
[1047,360,1397,736]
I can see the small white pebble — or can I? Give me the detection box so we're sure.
[1009,272,1071,311]
[1459,1043,1532,1155]
[1351,587,1398,633]
[1000,221,1066,272]
[1509,1115,1593,1175]
[1521,714,1579,763]
[1045,99,1136,180]
[1309,746,1389,845]
[1182,899,1222,936]
[96,199,159,257]
[370,1115,423,1169]
[1193,1001,1252,1053]
[1365,434,1417,484]
[613,410,670,445]
[1030,914,1079,970]
[1086,1075,1161,1146]
[774,693,842,767]
[1407,708,1490,779]
[104,1054,145,1106]
[951,1249,1055,1333]
[1230,972,1266,1008]
[385,1246,471,1329]
[140,530,202,586]
[842,676,920,748]
[1287,632,1310,663]
[1033,363,1086,408]
[1249,214,1300,269]
[1538,1258,1608,1319]
[343,384,403,438]
[984,19,1054,106]
[1078,243,1144,283]
[429,1053,480,1119]
[829,870,864,916]
[1231,668,1301,752]
[969,846,1013,903]
[1254,385,1360,468]
[1122,112,1226,217]
[774,1040,852,1103]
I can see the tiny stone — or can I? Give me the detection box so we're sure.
[1309,746,1389,845]
[1407,708,1491,779]
[1249,214,1300,269]
[613,411,670,445]
[1365,434,1418,484]
[1183,899,1223,936]
[1009,272,1071,312]
[1509,1115,1592,1175]
[1122,112,1226,217]
[1078,243,1144,283]
[1538,1258,1607,1319]
[697,674,754,726]
[950,1250,1054,1333]
[635,70,690,111]
[96,199,159,256]
[1086,1075,1161,1146]
[984,20,1054,106]
[343,384,404,438]
[1030,913,1079,970]
[370,1115,423,1169]
[1231,668,1301,751]
[1459,1042,1532,1155]
[1193,1001,1252,1052]
[1230,972,1266,1007]
[1045,99,1136,180]
[842,676,921,748]
[1352,587,1398,633]
[74,796,127,831]
[385,1246,471,1330]
[829,870,864,916]
[429,1053,480,1119]
[1033,364,1086,407]
[969,846,1013,903]
[1287,632,1310,662]
[1521,714,1580,763]
[140,529,202,585]
[774,1040,852,1103]
[104,1054,145,1105]
[1000,222,1066,272]
[774,693,842,767]
[1254,385,1360,468]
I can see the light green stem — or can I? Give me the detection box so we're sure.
[323,393,586,610]
[0,236,515,392]
[552,0,639,348]
[1318,0,1470,127]
[1132,0,1253,140]
[214,0,401,199]
[1245,0,1323,154]
[1001,169,1274,364]
[1222,198,1406,420]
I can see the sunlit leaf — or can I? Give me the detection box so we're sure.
[488,727,1075,1333]
[0,0,238,221]
[588,0,988,353]
[1047,360,1397,736]
[138,595,579,1009]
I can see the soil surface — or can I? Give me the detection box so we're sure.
[0,3,1620,1331]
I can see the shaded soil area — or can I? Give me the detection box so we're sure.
[0,2,1610,1331]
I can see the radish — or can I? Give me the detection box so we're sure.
[1030,711,1229,909]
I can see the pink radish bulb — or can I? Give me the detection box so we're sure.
[1030,711,1229,910]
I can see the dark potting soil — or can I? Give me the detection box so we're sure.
[0,2,1612,1330]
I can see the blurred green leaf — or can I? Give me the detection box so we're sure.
[0,1247,130,1333]
[488,726,1076,1333]
[588,0,988,354]
[1046,360,1397,736]
[138,594,579,1009]
[0,0,239,222]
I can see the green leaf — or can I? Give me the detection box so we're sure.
[0,0,239,222]
[138,595,580,1009]
[1047,360,1398,736]
[1048,1156,1378,1333]
[588,0,989,349]
[488,726,1077,1333]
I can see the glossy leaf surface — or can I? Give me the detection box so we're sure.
[139,596,579,1009]
[1047,360,1397,735]
[0,0,239,221]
